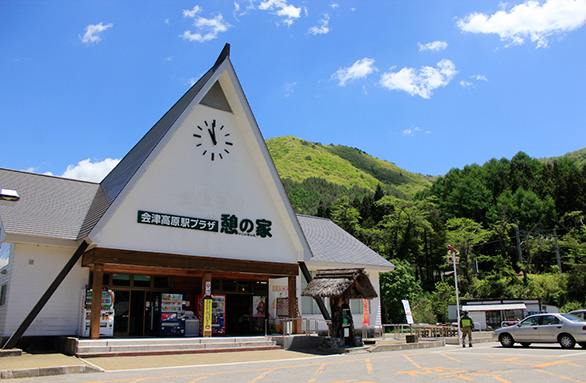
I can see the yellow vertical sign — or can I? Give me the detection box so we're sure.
[204,298,212,336]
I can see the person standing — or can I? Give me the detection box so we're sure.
[460,311,474,347]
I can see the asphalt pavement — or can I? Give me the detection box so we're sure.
[0,333,494,379]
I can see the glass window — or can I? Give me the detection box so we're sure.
[350,299,363,314]
[0,243,13,269]
[238,281,251,293]
[0,284,6,306]
[133,275,151,288]
[222,280,236,291]
[154,276,170,289]
[541,315,561,325]
[112,274,131,286]
[520,316,540,327]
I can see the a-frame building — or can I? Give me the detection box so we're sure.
[0,45,393,347]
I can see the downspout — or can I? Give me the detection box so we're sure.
[299,261,331,321]
[2,240,90,349]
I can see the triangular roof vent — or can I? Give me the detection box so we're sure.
[201,81,232,113]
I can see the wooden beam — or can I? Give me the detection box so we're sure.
[288,276,297,333]
[96,264,273,281]
[82,248,298,277]
[90,264,104,339]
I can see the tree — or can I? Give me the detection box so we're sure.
[445,218,492,292]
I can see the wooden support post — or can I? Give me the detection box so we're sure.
[202,273,212,337]
[90,264,104,340]
[288,276,297,333]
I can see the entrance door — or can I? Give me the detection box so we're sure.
[129,290,145,336]
[114,291,130,336]
[226,294,252,334]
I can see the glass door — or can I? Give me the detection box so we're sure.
[113,290,130,336]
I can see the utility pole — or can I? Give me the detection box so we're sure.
[447,245,461,346]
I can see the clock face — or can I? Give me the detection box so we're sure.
[192,119,233,161]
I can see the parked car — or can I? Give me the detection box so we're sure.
[570,309,586,321]
[494,313,586,349]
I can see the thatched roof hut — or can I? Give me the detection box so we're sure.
[301,268,378,299]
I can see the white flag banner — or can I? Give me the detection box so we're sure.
[402,299,414,325]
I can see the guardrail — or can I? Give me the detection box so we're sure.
[381,323,459,340]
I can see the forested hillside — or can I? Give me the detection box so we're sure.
[266,136,432,215]
[267,136,586,325]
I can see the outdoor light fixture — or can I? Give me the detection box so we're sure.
[0,189,19,202]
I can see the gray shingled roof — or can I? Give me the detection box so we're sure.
[0,169,99,241]
[296,214,394,270]
[77,45,231,239]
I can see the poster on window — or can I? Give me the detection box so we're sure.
[253,296,266,317]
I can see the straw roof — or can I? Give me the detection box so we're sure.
[301,268,378,299]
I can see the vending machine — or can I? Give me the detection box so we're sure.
[154,293,185,336]
[79,289,115,337]
[196,294,226,335]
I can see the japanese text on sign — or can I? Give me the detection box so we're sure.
[137,211,273,239]
[138,210,218,232]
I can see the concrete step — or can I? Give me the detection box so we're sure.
[73,337,281,358]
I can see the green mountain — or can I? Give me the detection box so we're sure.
[545,147,586,167]
[266,136,433,215]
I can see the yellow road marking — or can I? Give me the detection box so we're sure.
[248,368,274,383]
[308,363,327,382]
[365,358,373,374]
[440,353,461,362]
[403,355,421,369]
[535,368,585,382]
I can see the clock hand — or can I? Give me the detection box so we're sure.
[208,127,217,145]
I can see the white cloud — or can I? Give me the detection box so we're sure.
[330,2,339,9]
[403,127,420,136]
[284,81,297,96]
[79,22,113,45]
[460,80,474,88]
[457,0,586,48]
[183,5,202,18]
[309,14,330,35]
[418,40,448,52]
[379,59,457,99]
[181,7,231,43]
[258,0,301,26]
[402,126,431,136]
[332,58,377,86]
[61,158,119,182]
[460,74,489,89]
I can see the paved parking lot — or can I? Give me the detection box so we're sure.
[6,342,586,382]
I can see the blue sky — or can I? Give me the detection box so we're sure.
[2,0,586,180]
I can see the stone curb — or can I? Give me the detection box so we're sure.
[0,364,101,379]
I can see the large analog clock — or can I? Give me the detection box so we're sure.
[192,118,233,161]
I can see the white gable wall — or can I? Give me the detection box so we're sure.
[1,243,87,337]
[95,68,307,264]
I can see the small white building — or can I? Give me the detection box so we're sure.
[449,299,559,330]
[0,45,393,347]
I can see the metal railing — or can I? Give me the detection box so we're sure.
[381,323,459,340]
[265,317,327,336]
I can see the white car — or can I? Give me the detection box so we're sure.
[494,313,586,349]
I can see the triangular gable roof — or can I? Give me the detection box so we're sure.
[78,47,229,240]
[78,44,310,262]
[296,214,394,271]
